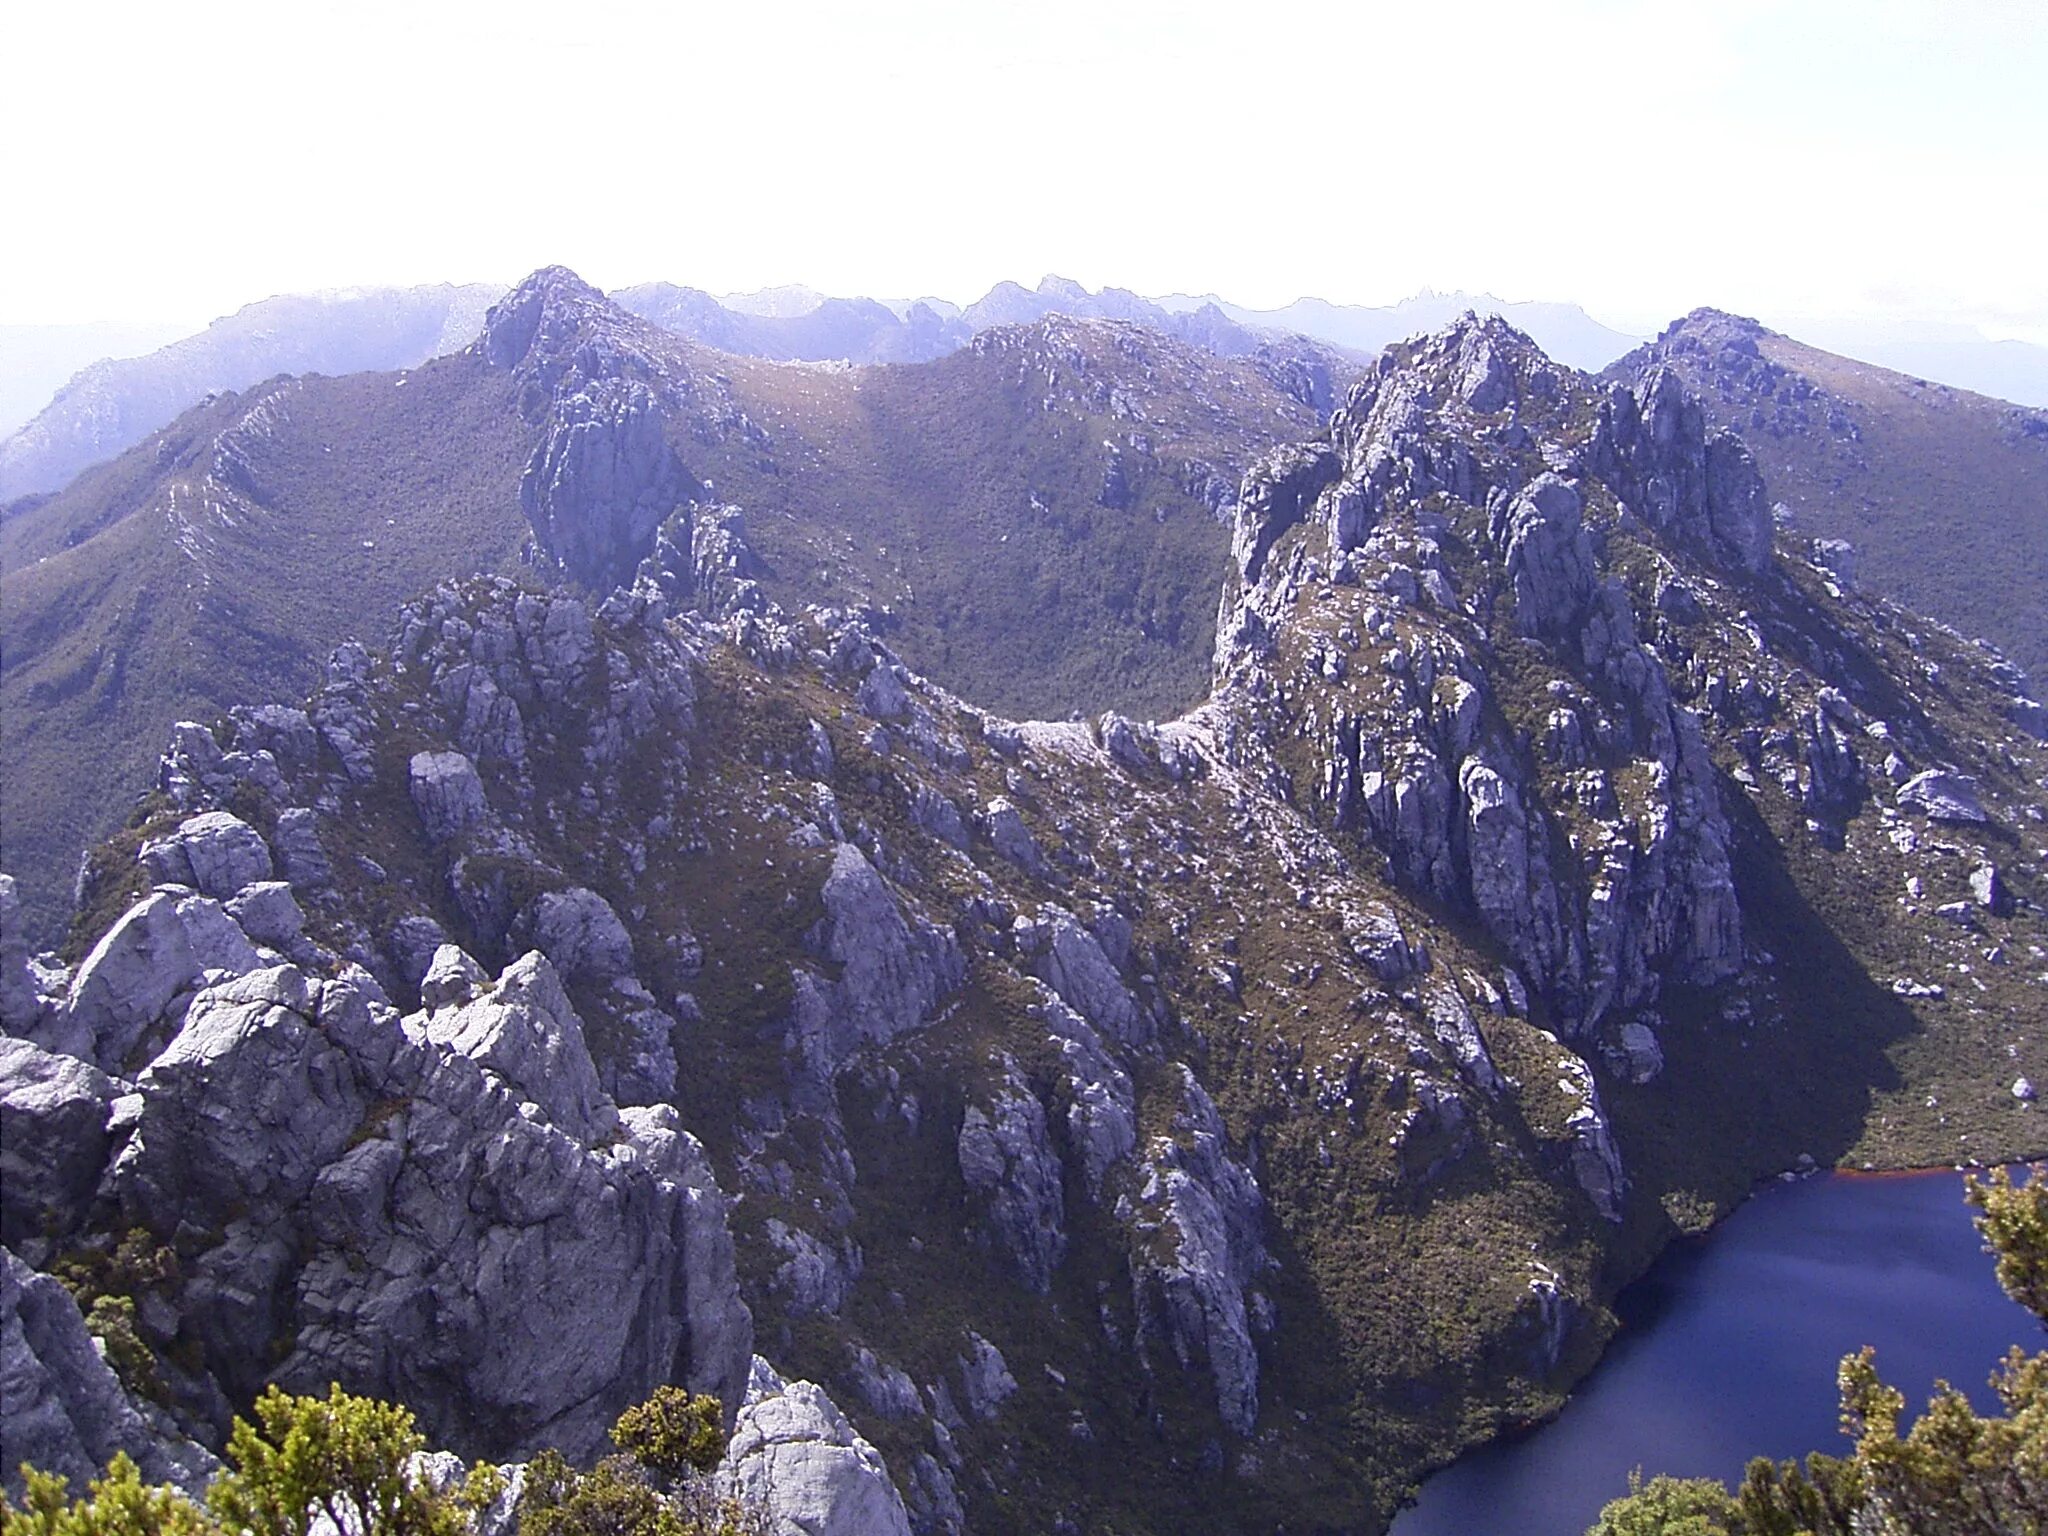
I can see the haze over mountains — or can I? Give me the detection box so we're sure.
[3,266,2043,1536]
[0,320,189,438]
[12,274,2046,512]
[0,285,501,501]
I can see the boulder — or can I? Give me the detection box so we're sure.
[1971,863,2012,917]
[718,1358,913,1536]
[1616,1019,1665,1085]
[409,751,490,842]
[226,881,306,949]
[420,944,488,1011]
[1896,770,1989,824]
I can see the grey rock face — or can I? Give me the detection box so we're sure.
[1423,981,1504,1096]
[420,943,488,1011]
[1,1249,218,1500]
[1043,995,1137,1200]
[765,1220,859,1318]
[1,874,40,1034]
[1133,1068,1268,1436]
[1342,903,1418,982]
[955,1335,1017,1421]
[95,948,750,1462]
[844,1347,921,1421]
[791,845,964,1079]
[1031,907,1148,1048]
[859,662,910,722]
[409,751,490,843]
[1590,368,1774,574]
[688,506,769,618]
[1228,442,1341,586]
[0,1037,115,1253]
[53,891,261,1072]
[423,952,619,1143]
[521,377,689,591]
[1500,474,1596,639]
[718,1357,913,1536]
[271,808,333,889]
[958,1071,1066,1293]
[980,798,1047,877]
[1557,1050,1626,1222]
[511,888,635,985]
[139,811,274,899]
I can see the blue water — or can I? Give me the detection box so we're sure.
[1390,1170,2040,1536]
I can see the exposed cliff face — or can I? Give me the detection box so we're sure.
[4,311,2043,1536]
[1214,319,1756,1060]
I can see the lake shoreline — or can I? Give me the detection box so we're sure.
[1388,1157,2046,1536]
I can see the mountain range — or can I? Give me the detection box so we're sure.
[0,270,1337,943]
[2,266,2044,1536]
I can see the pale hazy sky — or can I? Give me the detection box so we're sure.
[6,0,2044,341]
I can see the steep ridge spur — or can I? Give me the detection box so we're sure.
[4,312,2043,1533]
[1607,307,2048,684]
[2,269,1322,944]
[0,285,505,503]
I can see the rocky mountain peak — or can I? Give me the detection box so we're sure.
[1210,316,1847,1055]
[476,265,616,369]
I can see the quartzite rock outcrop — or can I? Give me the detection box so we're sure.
[4,307,2042,1536]
[1,843,755,1470]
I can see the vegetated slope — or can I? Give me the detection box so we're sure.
[0,270,1329,942]
[0,284,504,501]
[0,353,535,939]
[1605,309,2048,682]
[6,311,2043,1536]
[1773,314,2048,410]
[696,317,1339,719]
